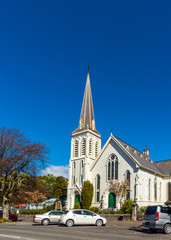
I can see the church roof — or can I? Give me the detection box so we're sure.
[154,160,171,176]
[114,136,163,175]
[72,72,100,136]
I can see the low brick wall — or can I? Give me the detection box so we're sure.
[103,214,143,221]
[18,213,143,223]
[18,215,34,222]
[102,214,131,221]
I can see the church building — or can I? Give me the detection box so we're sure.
[66,72,171,210]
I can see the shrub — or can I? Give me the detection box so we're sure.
[0,218,11,223]
[120,199,133,214]
[74,202,81,209]
[89,207,99,213]
[81,181,93,209]
[109,210,116,214]
[138,206,146,214]
[103,211,109,214]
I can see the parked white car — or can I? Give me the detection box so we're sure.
[59,209,107,227]
[33,211,64,225]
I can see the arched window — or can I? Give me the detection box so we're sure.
[107,154,118,180]
[81,138,86,156]
[154,177,157,201]
[80,160,84,186]
[72,161,76,185]
[89,138,93,156]
[74,140,78,158]
[125,170,130,200]
[95,141,99,157]
[148,179,151,200]
[96,174,100,202]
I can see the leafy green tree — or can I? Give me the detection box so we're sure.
[0,127,49,219]
[12,175,59,205]
[81,181,93,209]
[38,175,57,198]
[53,176,68,203]
[0,172,29,219]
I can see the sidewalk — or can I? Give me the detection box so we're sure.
[106,220,142,228]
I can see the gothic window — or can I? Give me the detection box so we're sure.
[74,140,78,158]
[81,138,86,156]
[154,177,157,201]
[125,170,130,200]
[80,160,84,186]
[96,174,100,202]
[95,141,99,157]
[72,161,76,185]
[107,154,118,180]
[148,179,151,201]
[89,138,93,156]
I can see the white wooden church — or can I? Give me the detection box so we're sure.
[66,72,171,210]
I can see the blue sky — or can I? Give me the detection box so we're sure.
[0,0,171,177]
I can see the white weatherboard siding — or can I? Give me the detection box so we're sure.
[90,139,137,209]
[66,72,171,210]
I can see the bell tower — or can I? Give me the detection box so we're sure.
[67,71,101,209]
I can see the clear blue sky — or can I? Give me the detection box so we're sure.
[0,0,171,176]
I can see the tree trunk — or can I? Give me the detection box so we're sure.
[3,196,9,220]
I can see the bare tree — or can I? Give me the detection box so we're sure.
[109,179,130,208]
[0,127,49,219]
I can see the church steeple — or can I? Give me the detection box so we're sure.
[72,71,100,136]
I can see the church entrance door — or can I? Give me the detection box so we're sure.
[75,194,80,203]
[108,193,116,208]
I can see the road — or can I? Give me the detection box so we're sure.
[0,222,170,240]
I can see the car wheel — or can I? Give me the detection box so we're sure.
[66,219,74,227]
[41,218,50,226]
[164,224,171,234]
[96,219,103,227]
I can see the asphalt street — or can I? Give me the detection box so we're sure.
[0,222,170,240]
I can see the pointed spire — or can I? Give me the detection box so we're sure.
[79,72,95,130]
[72,71,100,136]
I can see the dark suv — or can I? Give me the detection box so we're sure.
[143,205,171,234]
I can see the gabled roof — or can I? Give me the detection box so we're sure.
[91,134,163,175]
[72,72,100,136]
[115,136,162,175]
[154,160,171,176]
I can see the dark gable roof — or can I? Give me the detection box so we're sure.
[114,136,163,175]
[154,160,171,176]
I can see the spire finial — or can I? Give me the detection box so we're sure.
[111,128,113,135]
[87,65,90,73]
